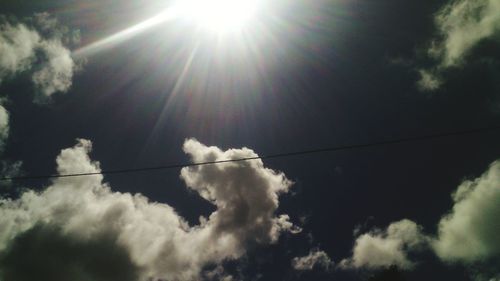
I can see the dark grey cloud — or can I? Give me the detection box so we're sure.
[0,223,141,281]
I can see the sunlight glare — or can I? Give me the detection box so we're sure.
[176,0,261,32]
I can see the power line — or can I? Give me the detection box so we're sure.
[2,125,500,181]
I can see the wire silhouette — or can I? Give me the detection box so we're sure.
[1,125,499,181]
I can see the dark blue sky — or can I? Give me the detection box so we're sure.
[0,1,499,281]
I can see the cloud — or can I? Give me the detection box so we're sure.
[0,14,77,98]
[292,249,333,271]
[31,39,75,98]
[433,160,500,263]
[0,103,9,149]
[417,0,500,91]
[340,219,427,270]
[416,69,442,92]
[472,270,500,281]
[0,12,80,191]
[0,224,141,281]
[0,102,22,190]
[0,138,298,281]
[431,0,500,68]
[0,23,40,79]
[341,161,500,280]
[0,160,23,193]
[0,101,23,187]
[203,265,236,281]
[180,138,298,245]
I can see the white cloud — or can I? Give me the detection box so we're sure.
[292,249,333,271]
[275,213,303,235]
[0,138,298,281]
[431,0,500,68]
[340,160,500,280]
[433,160,500,263]
[417,0,500,91]
[180,138,297,245]
[0,14,78,181]
[0,103,9,148]
[0,102,21,189]
[0,15,77,98]
[416,69,442,92]
[473,271,500,281]
[203,265,236,281]
[0,102,23,186]
[0,23,40,80]
[32,40,75,98]
[340,219,426,270]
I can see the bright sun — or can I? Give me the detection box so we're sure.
[175,0,261,33]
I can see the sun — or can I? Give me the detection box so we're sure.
[175,0,261,33]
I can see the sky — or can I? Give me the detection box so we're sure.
[0,0,499,281]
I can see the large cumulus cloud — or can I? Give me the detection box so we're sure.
[417,0,500,91]
[180,139,300,246]
[0,138,298,281]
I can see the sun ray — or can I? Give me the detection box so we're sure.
[72,8,179,58]
[142,41,201,152]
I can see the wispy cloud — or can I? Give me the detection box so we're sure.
[417,0,500,91]
[292,249,333,271]
[430,0,500,68]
